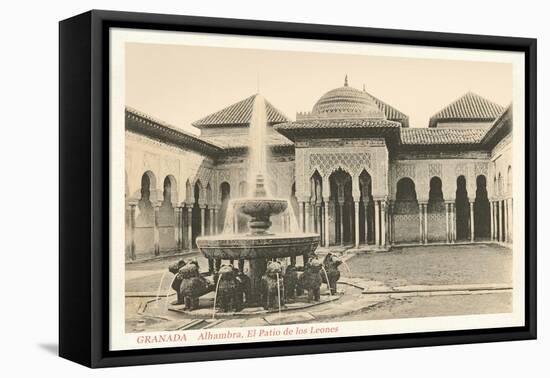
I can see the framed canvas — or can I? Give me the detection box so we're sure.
[59,10,537,368]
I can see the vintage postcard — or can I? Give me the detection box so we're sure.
[108,28,525,351]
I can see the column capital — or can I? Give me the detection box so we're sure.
[418,200,428,206]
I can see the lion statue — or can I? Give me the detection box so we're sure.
[215,264,242,312]
[300,257,322,302]
[260,261,285,310]
[321,253,342,295]
[178,261,212,310]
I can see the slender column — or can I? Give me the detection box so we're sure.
[129,203,136,260]
[445,202,450,244]
[305,202,311,233]
[388,201,394,245]
[187,207,193,251]
[495,201,499,241]
[364,200,369,245]
[505,199,510,243]
[495,201,502,241]
[418,203,423,244]
[423,203,428,244]
[179,207,185,247]
[153,204,160,255]
[298,201,305,232]
[319,202,324,245]
[200,206,206,236]
[213,207,218,234]
[374,200,380,247]
[175,207,182,249]
[504,199,508,243]
[210,208,215,235]
[354,201,360,248]
[233,211,238,234]
[323,197,330,248]
[489,201,495,240]
[314,203,318,236]
[380,201,386,247]
[338,201,345,246]
[469,201,475,242]
[450,203,456,243]
[500,200,508,242]
[180,205,189,250]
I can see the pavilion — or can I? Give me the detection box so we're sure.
[124,77,513,260]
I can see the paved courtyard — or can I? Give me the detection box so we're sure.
[126,243,512,295]
[342,244,512,287]
[124,243,513,331]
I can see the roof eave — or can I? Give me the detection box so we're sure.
[125,109,223,156]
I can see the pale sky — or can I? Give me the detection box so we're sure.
[125,42,513,135]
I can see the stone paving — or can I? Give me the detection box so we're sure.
[125,243,513,331]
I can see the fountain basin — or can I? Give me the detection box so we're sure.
[196,233,319,260]
[234,198,288,218]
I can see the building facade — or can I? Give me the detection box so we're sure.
[124,79,513,261]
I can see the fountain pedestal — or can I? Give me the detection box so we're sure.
[196,174,320,306]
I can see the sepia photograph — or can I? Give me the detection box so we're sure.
[109,27,526,351]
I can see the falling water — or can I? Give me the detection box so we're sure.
[341,260,352,274]
[321,266,333,302]
[248,95,268,192]
[284,205,301,234]
[211,274,223,319]
[213,95,309,237]
[222,199,237,234]
[155,271,168,309]
[165,275,178,311]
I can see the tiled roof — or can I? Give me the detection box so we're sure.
[276,119,402,130]
[429,92,505,127]
[125,107,224,154]
[364,91,409,126]
[192,94,290,128]
[401,128,487,145]
[201,132,293,149]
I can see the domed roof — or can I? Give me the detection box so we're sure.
[310,76,386,120]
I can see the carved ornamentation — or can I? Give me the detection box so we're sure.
[455,163,468,177]
[475,162,488,177]
[428,163,442,177]
[193,165,213,186]
[396,164,415,180]
[309,152,371,177]
[217,169,231,185]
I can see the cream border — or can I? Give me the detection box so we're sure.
[109,28,526,351]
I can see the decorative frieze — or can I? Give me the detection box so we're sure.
[309,152,372,176]
[455,163,469,177]
[475,162,488,177]
[396,164,415,180]
[428,163,442,177]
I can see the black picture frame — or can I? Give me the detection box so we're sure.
[59,9,537,368]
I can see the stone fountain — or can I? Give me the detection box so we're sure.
[196,95,320,306]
